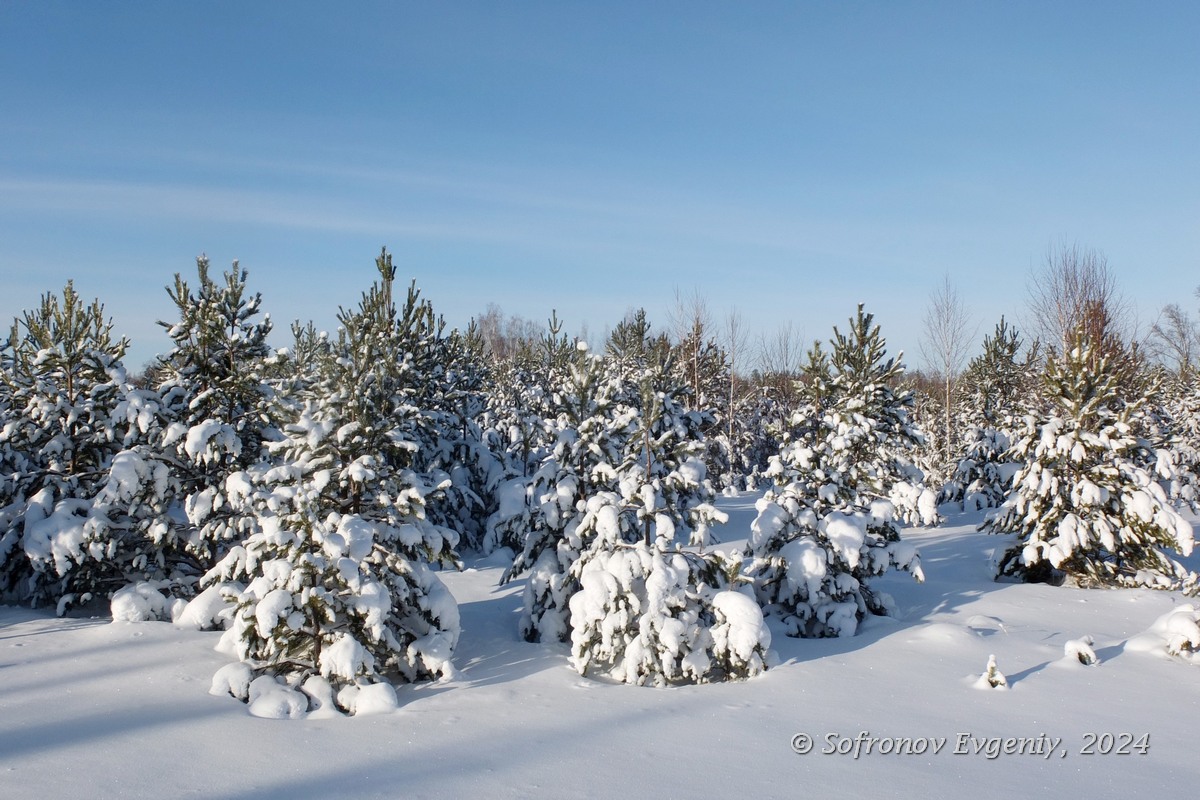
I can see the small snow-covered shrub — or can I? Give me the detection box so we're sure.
[110,581,184,623]
[1064,635,1100,665]
[975,654,1008,689]
[568,540,768,686]
[1162,606,1200,658]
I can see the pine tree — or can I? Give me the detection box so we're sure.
[481,318,562,554]
[566,496,767,686]
[565,357,766,685]
[372,280,500,554]
[983,336,1195,587]
[606,308,670,379]
[620,356,726,549]
[210,250,461,710]
[156,257,275,573]
[746,307,925,638]
[942,318,1038,510]
[1152,372,1200,509]
[0,283,177,609]
[564,357,768,690]
[503,343,635,642]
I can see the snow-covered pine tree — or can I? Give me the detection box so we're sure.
[619,355,727,549]
[606,308,671,379]
[380,280,499,554]
[982,335,1195,587]
[566,496,767,686]
[567,356,766,685]
[746,309,925,638]
[942,318,1037,510]
[669,320,734,489]
[156,257,276,574]
[503,342,636,642]
[210,250,461,710]
[1153,372,1200,509]
[724,388,788,491]
[832,306,938,527]
[481,316,563,555]
[0,352,20,596]
[0,283,179,609]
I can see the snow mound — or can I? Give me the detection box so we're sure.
[1063,635,1099,665]
[1126,604,1200,664]
[247,675,308,719]
[210,662,255,701]
[337,682,399,716]
[111,582,177,623]
[175,584,237,630]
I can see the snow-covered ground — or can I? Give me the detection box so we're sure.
[2,494,1198,798]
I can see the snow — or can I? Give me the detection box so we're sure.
[254,588,293,639]
[184,419,239,462]
[780,537,827,600]
[819,511,866,568]
[2,498,1199,797]
[339,682,399,716]
[320,633,374,682]
[709,590,771,666]
[1063,635,1099,665]
[246,675,308,719]
[109,581,174,623]
[21,489,88,577]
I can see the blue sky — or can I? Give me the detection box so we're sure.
[2,1,1197,371]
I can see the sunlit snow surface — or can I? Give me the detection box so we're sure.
[2,494,1199,798]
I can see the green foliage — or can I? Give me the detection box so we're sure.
[156,256,275,572]
[983,338,1194,587]
[213,249,461,701]
[748,305,925,638]
[0,282,170,607]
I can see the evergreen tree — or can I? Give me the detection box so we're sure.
[567,494,767,686]
[481,317,564,554]
[942,318,1038,510]
[606,308,670,378]
[0,283,179,608]
[1151,372,1200,509]
[375,279,500,554]
[503,343,635,642]
[211,250,461,710]
[982,337,1194,587]
[746,307,925,638]
[620,355,726,548]
[565,355,765,685]
[156,257,275,573]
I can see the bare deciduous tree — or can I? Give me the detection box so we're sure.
[475,302,543,362]
[1025,242,1131,358]
[723,307,752,466]
[920,274,975,468]
[757,321,804,407]
[1149,291,1200,378]
[668,287,715,408]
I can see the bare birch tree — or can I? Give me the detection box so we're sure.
[668,287,716,409]
[723,307,752,472]
[757,321,804,408]
[1025,243,1131,358]
[920,274,975,469]
[1149,292,1200,378]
